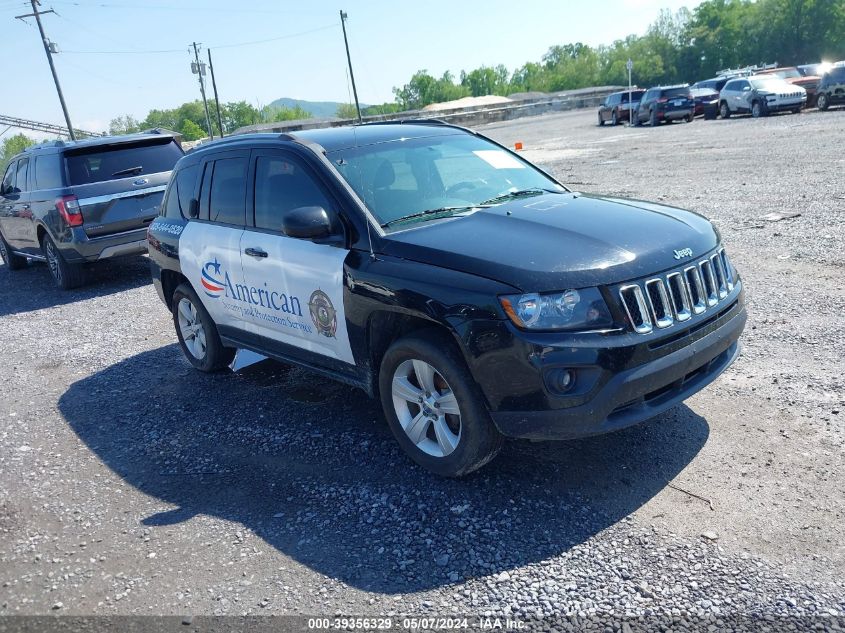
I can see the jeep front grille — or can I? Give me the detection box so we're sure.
[619,248,735,335]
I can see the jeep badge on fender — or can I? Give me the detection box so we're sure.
[147,121,746,477]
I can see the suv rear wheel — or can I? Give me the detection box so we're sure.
[172,282,234,372]
[597,113,605,127]
[42,234,85,289]
[379,330,503,477]
[611,110,618,125]
[650,110,659,126]
[0,231,27,271]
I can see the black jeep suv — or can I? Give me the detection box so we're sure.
[0,131,183,289]
[147,121,746,477]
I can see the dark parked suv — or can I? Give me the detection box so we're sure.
[597,89,645,126]
[816,65,845,110]
[635,85,694,126]
[148,121,745,477]
[0,131,183,288]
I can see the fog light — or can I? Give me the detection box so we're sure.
[546,368,575,395]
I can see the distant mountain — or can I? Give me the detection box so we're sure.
[269,97,370,119]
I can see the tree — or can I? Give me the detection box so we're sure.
[336,103,359,119]
[109,115,140,135]
[178,119,206,142]
[1,134,37,172]
[393,70,469,110]
[460,65,510,97]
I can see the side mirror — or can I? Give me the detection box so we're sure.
[743,86,751,91]
[188,198,199,218]
[282,206,333,239]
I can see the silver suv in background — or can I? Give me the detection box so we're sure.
[0,131,183,289]
[719,76,806,119]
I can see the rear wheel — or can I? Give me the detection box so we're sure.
[685,114,693,123]
[172,282,235,372]
[792,107,801,114]
[41,234,85,289]
[611,110,618,126]
[379,330,503,477]
[597,113,605,127]
[0,231,27,271]
[720,101,731,119]
[817,92,830,111]
[650,110,658,126]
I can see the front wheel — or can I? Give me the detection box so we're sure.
[751,101,764,118]
[172,283,235,372]
[0,231,27,270]
[720,102,731,119]
[42,234,85,289]
[817,93,830,111]
[379,331,503,477]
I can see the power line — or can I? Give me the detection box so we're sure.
[58,23,337,55]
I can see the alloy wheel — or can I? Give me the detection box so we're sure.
[177,297,207,360]
[391,359,462,458]
[44,240,62,285]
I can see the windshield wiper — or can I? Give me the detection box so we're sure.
[380,205,487,229]
[112,165,144,178]
[480,188,562,205]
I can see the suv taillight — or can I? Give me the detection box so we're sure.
[56,195,83,227]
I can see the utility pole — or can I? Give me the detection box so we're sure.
[339,10,362,123]
[207,49,224,137]
[191,42,214,140]
[16,1,76,140]
[627,58,633,126]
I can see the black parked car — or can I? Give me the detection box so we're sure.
[0,131,183,288]
[690,88,720,119]
[634,85,694,126]
[147,121,745,477]
[597,89,645,126]
[691,77,731,93]
[816,65,845,110]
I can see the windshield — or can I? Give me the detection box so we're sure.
[661,87,690,99]
[329,133,564,228]
[750,77,788,91]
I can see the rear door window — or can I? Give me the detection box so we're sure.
[208,157,247,226]
[64,138,183,186]
[15,158,29,192]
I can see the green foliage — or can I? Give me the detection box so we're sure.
[392,0,845,109]
[109,115,141,135]
[392,70,470,110]
[336,103,360,119]
[1,134,37,172]
[362,102,401,116]
[178,119,206,141]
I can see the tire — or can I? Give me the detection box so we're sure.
[598,113,605,127]
[817,93,830,111]
[41,233,85,289]
[792,107,801,114]
[650,110,659,126]
[611,111,618,126]
[172,282,235,372]
[720,101,731,119]
[685,114,693,123]
[0,230,27,271]
[751,101,763,118]
[378,330,503,477]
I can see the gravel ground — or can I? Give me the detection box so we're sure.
[0,107,843,630]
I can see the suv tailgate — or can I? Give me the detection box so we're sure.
[64,136,183,238]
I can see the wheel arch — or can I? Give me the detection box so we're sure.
[161,269,192,310]
[366,310,467,398]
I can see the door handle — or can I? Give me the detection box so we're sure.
[244,247,268,258]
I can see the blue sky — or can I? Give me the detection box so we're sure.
[1,0,702,135]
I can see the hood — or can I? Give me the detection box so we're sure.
[380,193,718,292]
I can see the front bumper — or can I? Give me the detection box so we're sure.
[464,284,746,441]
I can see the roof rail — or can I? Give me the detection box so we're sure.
[358,118,450,127]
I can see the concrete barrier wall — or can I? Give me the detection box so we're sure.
[231,87,626,136]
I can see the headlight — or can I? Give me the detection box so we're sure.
[499,287,613,331]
